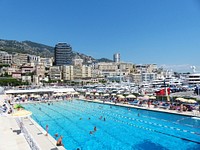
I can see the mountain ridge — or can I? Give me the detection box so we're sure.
[0,39,112,63]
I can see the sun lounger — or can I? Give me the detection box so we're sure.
[159,103,170,109]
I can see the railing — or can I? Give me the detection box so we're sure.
[15,118,40,150]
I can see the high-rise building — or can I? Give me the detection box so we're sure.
[54,43,72,66]
[113,53,120,63]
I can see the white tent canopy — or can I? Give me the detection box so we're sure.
[5,87,75,95]
[126,94,136,98]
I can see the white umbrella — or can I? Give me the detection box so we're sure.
[149,96,156,100]
[73,92,79,95]
[176,97,187,102]
[187,99,196,103]
[111,93,116,96]
[56,93,63,96]
[103,93,110,96]
[176,97,184,101]
[143,95,150,99]
[12,109,32,118]
[85,92,90,95]
[95,93,99,96]
[43,94,48,97]
[126,94,136,98]
[33,95,41,98]
[138,95,149,100]
[117,95,125,98]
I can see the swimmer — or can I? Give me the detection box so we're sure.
[55,133,59,138]
[138,113,140,117]
[89,131,93,134]
[88,117,91,120]
[103,118,106,121]
[79,118,82,120]
[94,126,97,131]
[39,108,41,110]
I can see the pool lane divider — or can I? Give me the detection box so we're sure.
[75,100,198,129]
[31,101,200,145]
[81,99,199,129]
[86,102,200,135]
[39,103,111,149]
[69,102,200,143]
[31,104,81,147]
[54,103,134,147]
[94,109,200,137]
[64,101,200,138]
[107,115,200,145]
[48,103,139,148]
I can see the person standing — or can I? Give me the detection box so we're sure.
[45,125,49,136]
[56,136,64,146]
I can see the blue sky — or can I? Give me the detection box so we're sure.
[0,0,200,72]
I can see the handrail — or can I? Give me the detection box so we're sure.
[15,118,40,150]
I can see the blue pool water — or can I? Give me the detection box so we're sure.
[24,100,200,150]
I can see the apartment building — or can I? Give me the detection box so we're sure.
[0,53,12,64]
[13,53,29,65]
[49,66,62,80]
[40,57,53,68]
[35,64,45,78]
[62,65,74,80]
[54,43,72,66]
[62,65,92,81]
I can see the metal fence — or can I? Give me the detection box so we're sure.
[16,118,40,150]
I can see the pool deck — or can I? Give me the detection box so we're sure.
[0,94,66,150]
[0,95,199,150]
[83,97,200,117]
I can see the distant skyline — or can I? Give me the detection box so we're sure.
[0,0,200,73]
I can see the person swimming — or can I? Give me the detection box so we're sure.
[55,133,59,138]
[94,126,97,131]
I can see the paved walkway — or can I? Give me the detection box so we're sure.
[0,115,31,150]
[0,93,66,150]
[22,117,65,150]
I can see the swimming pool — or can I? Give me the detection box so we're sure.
[24,100,200,150]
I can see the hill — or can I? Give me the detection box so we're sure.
[0,39,53,57]
[0,39,112,63]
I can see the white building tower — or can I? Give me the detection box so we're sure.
[113,53,120,63]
